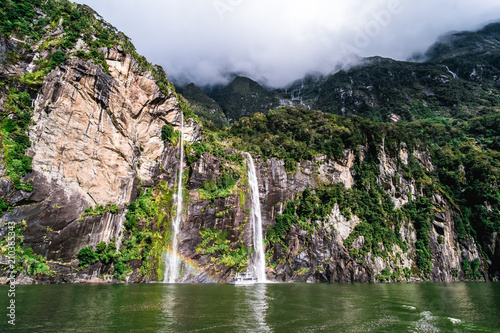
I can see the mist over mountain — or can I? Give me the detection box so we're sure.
[74,0,500,88]
[177,22,500,124]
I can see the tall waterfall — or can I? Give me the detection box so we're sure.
[164,112,184,283]
[244,152,267,282]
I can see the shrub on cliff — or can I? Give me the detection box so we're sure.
[77,246,98,268]
[161,124,175,144]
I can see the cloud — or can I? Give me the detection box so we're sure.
[75,0,500,87]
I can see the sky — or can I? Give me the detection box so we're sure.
[74,0,500,88]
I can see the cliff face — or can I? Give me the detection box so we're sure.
[176,144,488,283]
[0,36,200,264]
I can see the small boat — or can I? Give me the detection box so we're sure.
[228,271,258,285]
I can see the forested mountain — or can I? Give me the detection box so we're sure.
[183,23,500,124]
[0,0,498,284]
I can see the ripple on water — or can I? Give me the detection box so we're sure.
[410,311,440,333]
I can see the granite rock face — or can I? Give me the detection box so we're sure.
[173,143,487,283]
[0,41,200,261]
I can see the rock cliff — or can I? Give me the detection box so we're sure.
[176,143,488,283]
[0,33,200,268]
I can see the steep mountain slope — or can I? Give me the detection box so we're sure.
[425,22,500,61]
[424,22,500,88]
[183,23,500,124]
[227,107,499,282]
[313,23,500,122]
[0,0,201,281]
[0,1,498,284]
[208,76,279,122]
[313,56,500,121]
[178,83,228,128]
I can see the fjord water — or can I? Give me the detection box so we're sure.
[2,283,499,332]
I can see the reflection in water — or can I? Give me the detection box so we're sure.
[248,284,271,332]
[3,283,500,332]
[161,285,177,331]
[232,284,271,333]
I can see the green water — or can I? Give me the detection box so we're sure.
[1,283,499,332]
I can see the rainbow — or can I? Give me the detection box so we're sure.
[164,250,218,283]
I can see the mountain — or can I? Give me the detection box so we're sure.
[0,0,499,284]
[206,76,280,122]
[181,23,500,124]
[312,56,499,121]
[0,0,200,282]
[313,23,500,122]
[425,22,500,61]
[178,83,228,128]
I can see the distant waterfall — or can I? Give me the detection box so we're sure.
[445,66,459,79]
[164,112,184,283]
[244,152,267,282]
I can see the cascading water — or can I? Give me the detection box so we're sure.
[445,66,459,79]
[164,112,184,283]
[244,152,267,282]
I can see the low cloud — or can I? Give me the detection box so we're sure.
[76,0,500,87]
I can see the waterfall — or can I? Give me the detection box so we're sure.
[164,112,184,283]
[445,66,458,79]
[244,152,267,282]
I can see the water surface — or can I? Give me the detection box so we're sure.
[1,282,499,332]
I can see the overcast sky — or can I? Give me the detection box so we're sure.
[74,0,500,87]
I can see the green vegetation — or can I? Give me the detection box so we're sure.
[0,198,9,215]
[184,142,209,165]
[228,108,350,171]
[79,202,119,220]
[375,268,392,281]
[401,198,433,279]
[76,246,98,268]
[0,88,33,191]
[462,255,483,280]
[19,50,66,87]
[249,107,499,280]
[209,76,279,122]
[0,0,122,72]
[196,228,249,271]
[120,182,176,280]
[198,166,240,201]
[0,220,51,276]
[161,124,176,144]
[77,240,132,280]
[179,83,229,128]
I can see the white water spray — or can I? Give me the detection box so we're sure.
[244,152,267,282]
[164,112,184,283]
